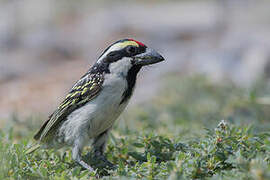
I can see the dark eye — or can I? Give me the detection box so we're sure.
[126,46,137,55]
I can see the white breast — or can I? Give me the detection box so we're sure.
[57,73,129,146]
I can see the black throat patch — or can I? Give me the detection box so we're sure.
[120,65,142,104]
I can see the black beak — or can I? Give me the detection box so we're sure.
[133,48,164,66]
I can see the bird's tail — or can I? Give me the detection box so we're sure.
[25,144,41,154]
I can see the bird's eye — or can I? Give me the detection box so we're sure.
[126,46,137,55]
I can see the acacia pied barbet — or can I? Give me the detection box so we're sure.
[32,39,164,171]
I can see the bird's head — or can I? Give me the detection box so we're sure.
[95,39,164,76]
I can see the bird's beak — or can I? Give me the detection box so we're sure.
[133,48,164,66]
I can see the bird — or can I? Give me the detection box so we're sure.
[28,39,164,171]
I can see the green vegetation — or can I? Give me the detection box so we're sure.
[0,75,269,179]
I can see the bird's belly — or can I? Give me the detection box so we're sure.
[86,93,128,137]
[57,76,128,145]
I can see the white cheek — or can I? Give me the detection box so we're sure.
[109,58,132,77]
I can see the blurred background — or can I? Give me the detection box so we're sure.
[1,0,270,130]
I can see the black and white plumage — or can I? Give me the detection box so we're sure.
[32,39,164,171]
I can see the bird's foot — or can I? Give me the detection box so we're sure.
[76,158,94,171]
[76,159,100,178]
[95,154,115,169]
[85,151,116,170]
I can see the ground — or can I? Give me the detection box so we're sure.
[0,75,269,179]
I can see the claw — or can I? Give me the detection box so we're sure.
[94,154,116,169]
[77,158,94,171]
[99,156,115,168]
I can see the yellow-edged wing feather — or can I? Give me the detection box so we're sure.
[34,72,104,142]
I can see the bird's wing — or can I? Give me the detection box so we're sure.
[34,72,104,142]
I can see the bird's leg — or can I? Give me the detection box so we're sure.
[72,142,94,171]
[93,130,109,156]
[92,129,114,168]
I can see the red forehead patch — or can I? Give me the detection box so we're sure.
[129,39,145,47]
